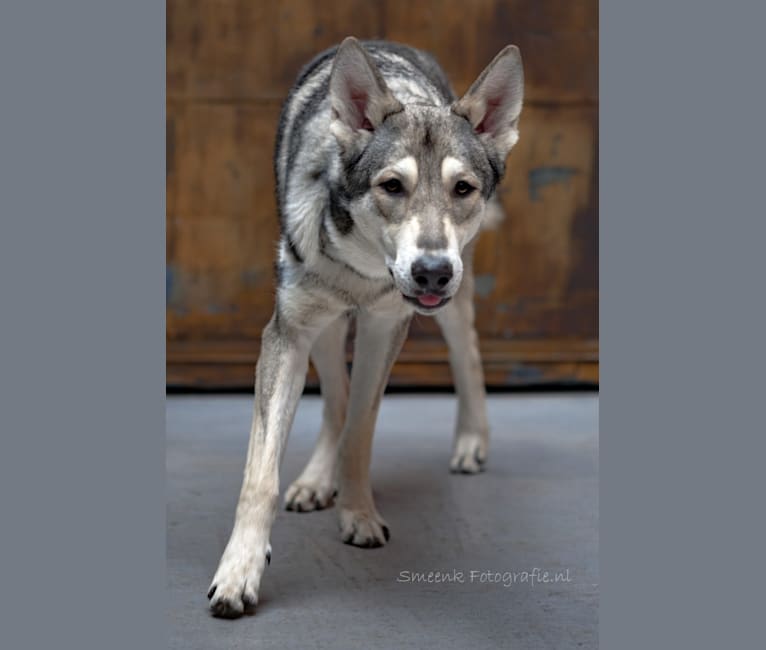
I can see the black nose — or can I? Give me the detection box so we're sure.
[411,256,453,292]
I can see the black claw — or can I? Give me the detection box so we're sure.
[207,585,217,600]
[210,599,243,619]
[266,549,271,565]
[382,525,390,541]
[353,535,382,548]
[242,593,257,613]
[342,525,356,544]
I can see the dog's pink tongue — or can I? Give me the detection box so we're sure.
[417,294,442,307]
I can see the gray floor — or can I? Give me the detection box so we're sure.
[167,393,598,649]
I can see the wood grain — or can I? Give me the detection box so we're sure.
[167,0,597,104]
[167,338,598,389]
[166,0,599,389]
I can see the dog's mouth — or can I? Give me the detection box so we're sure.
[387,267,452,312]
[402,293,452,311]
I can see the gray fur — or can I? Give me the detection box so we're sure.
[208,39,523,619]
[273,40,520,307]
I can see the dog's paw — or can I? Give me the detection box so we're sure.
[284,481,336,512]
[339,507,390,548]
[207,541,271,619]
[450,433,488,474]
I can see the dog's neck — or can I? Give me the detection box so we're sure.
[320,213,391,281]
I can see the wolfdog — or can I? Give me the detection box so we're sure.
[208,37,524,618]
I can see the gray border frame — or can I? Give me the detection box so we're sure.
[0,2,165,648]
[1,1,765,647]
[600,1,766,648]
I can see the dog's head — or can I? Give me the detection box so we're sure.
[329,37,523,313]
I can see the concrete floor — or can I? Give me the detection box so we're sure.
[167,393,598,649]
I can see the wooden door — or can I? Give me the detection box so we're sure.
[167,0,598,389]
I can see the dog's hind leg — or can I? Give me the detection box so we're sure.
[435,240,490,474]
[284,314,350,512]
[336,309,411,547]
[208,297,335,618]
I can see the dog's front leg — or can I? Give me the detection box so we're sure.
[207,307,324,618]
[435,244,490,474]
[336,309,411,547]
[284,314,350,511]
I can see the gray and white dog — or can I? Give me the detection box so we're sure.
[208,37,523,618]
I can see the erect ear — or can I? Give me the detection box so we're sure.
[453,45,524,158]
[329,37,402,144]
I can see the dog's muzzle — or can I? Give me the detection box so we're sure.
[411,255,453,291]
[388,253,461,313]
[400,255,455,311]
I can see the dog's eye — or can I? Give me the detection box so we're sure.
[454,181,475,196]
[381,178,403,194]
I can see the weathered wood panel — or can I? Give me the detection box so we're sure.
[167,338,599,389]
[167,102,281,342]
[167,0,597,104]
[167,0,598,388]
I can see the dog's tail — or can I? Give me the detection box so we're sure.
[481,192,507,231]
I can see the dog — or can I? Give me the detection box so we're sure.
[207,37,524,618]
